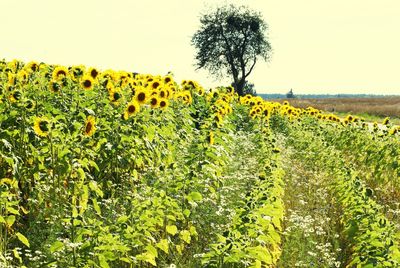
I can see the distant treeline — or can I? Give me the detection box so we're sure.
[258,93,399,99]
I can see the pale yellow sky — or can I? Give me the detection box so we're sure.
[1,0,399,94]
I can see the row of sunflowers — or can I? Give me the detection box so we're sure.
[0,59,285,267]
[1,58,399,267]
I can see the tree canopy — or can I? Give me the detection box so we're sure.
[192,5,272,96]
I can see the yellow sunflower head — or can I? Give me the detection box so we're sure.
[149,80,162,91]
[159,98,169,109]
[25,61,39,73]
[213,113,223,127]
[123,101,140,120]
[49,80,62,93]
[87,67,100,80]
[25,99,35,111]
[8,73,16,85]
[158,89,167,99]
[52,66,69,81]
[383,117,390,125]
[70,65,85,81]
[84,116,96,137]
[109,88,123,106]
[9,90,22,103]
[134,88,148,105]
[81,75,94,90]
[182,90,192,104]
[17,70,29,84]
[34,116,50,137]
[163,75,173,84]
[149,96,160,109]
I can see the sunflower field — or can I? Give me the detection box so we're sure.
[0,59,399,268]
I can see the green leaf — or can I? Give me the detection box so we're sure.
[0,215,5,224]
[247,246,272,264]
[117,215,129,224]
[187,191,202,202]
[13,249,22,263]
[6,206,20,215]
[183,209,191,218]
[16,232,30,247]
[50,241,64,253]
[180,230,191,244]
[92,198,101,215]
[98,254,110,268]
[156,239,169,254]
[146,244,158,258]
[136,251,157,266]
[166,225,178,236]
[89,180,104,197]
[6,215,16,227]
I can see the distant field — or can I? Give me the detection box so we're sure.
[273,97,400,124]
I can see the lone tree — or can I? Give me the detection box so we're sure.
[192,5,271,96]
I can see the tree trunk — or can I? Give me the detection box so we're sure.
[233,78,246,96]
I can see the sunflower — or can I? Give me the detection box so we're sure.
[134,88,148,105]
[25,99,35,111]
[17,70,29,84]
[149,80,161,91]
[49,80,62,93]
[197,87,205,96]
[383,117,390,125]
[109,87,123,106]
[87,67,100,80]
[149,96,159,108]
[81,75,94,90]
[9,90,22,103]
[158,89,167,99]
[34,116,50,137]
[69,65,85,81]
[84,116,96,137]
[182,90,192,104]
[8,73,16,85]
[52,66,69,81]
[159,98,169,109]
[25,61,39,72]
[123,101,140,119]
[214,113,223,127]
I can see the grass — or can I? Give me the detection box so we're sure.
[271,97,400,125]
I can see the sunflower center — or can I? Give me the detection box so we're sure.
[83,80,92,88]
[114,92,121,100]
[159,91,165,98]
[91,69,98,79]
[152,82,160,89]
[74,69,83,77]
[14,91,22,100]
[128,105,136,113]
[52,82,60,92]
[86,122,93,133]
[39,121,49,132]
[151,98,158,106]
[57,70,66,77]
[137,92,146,102]
[160,100,166,108]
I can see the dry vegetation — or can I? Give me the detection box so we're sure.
[275,97,400,122]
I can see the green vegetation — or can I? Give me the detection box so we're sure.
[1,59,400,267]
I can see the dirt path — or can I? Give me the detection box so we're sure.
[277,145,342,268]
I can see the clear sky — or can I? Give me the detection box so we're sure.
[1,0,399,94]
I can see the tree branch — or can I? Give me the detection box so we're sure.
[245,57,257,78]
